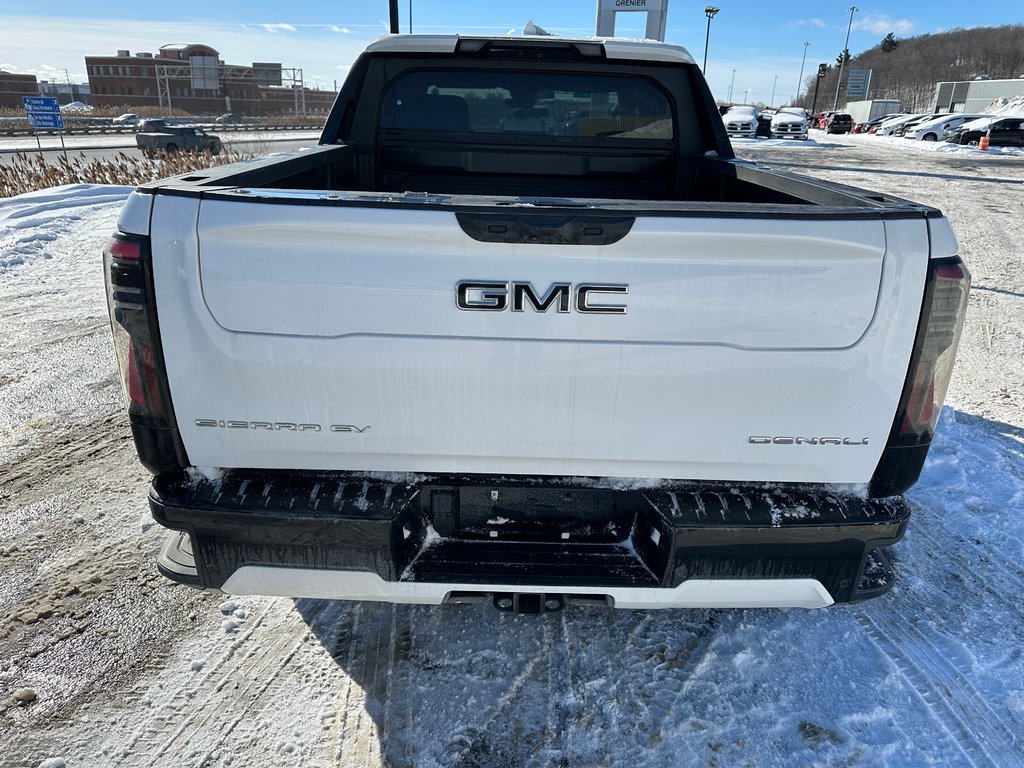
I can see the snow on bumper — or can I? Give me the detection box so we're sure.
[149,472,910,607]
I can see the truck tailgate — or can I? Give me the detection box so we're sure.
[151,194,930,484]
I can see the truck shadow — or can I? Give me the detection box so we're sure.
[291,407,1024,768]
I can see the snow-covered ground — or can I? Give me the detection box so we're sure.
[732,127,1024,156]
[1,140,1024,767]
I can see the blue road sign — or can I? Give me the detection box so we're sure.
[22,96,65,130]
[27,113,66,130]
[23,96,61,112]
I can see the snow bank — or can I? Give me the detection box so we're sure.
[0,184,131,273]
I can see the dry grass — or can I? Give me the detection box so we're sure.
[0,149,255,198]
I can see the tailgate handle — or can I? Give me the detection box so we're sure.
[456,213,633,246]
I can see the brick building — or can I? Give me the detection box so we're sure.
[85,44,336,116]
[0,70,39,109]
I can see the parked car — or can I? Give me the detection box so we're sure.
[867,114,908,134]
[815,111,836,130]
[906,114,988,142]
[136,125,223,156]
[947,117,1024,147]
[874,113,930,137]
[722,105,759,138]
[770,107,809,140]
[893,113,951,137]
[112,113,141,125]
[943,117,995,144]
[825,113,853,134]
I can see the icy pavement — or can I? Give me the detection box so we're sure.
[2,146,1024,767]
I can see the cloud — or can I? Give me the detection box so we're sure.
[262,23,297,34]
[851,13,915,35]
[2,16,374,86]
[789,18,827,29]
[330,25,351,34]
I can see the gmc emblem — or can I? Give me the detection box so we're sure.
[456,281,628,314]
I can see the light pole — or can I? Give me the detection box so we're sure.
[770,75,778,107]
[727,69,736,103]
[833,6,857,111]
[703,6,719,75]
[796,42,810,104]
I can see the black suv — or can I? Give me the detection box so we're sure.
[826,113,853,134]
[948,117,1024,147]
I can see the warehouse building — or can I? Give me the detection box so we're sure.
[932,77,1024,113]
[0,70,39,108]
[85,44,336,115]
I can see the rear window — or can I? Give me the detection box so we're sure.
[834,114,852,121]
[379,70,673,140]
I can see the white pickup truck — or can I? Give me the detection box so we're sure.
[104,35,969,612]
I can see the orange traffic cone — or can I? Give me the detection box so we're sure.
[979,131,990,150]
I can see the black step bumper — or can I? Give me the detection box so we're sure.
[149,471,910,605]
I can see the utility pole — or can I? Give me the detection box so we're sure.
[833,6,857,111]
[770,75,778,107]
[389,0,399,33]
[796,42,810,104]
[702,6,719,75]
[811,63,827,115]
[727,69,736,103]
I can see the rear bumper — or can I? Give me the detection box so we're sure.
[149,471,910,608]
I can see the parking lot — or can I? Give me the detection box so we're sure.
[1,138,1023,768]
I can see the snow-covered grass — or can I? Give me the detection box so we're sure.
[0,149,264,198]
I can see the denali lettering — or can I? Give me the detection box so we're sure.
[457,281,628,314]
[195,420,370,433]
[748,436,869,445]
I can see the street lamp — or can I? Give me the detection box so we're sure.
[703,6,719,75]
[770,75,778,107]
[727,68,736,103]
[795,42,810,104]
[833,6,857,111]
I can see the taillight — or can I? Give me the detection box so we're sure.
[104,234,164,417]
[871,256,970,496]
[895,261,970,441]
[103,232,187,473]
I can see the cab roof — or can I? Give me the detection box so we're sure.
[363,34,696,65]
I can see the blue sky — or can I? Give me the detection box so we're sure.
[2,1,1020,104]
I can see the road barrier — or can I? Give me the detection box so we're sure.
[0,123,323,138]
[979,131,990,151]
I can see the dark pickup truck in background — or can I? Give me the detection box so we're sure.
[136,125,222,156]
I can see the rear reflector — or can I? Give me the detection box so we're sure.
[107,238,141,261]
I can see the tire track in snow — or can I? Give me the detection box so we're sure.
[113,599,323,767]
[332,602,392,768]
[855,609,1024,767]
